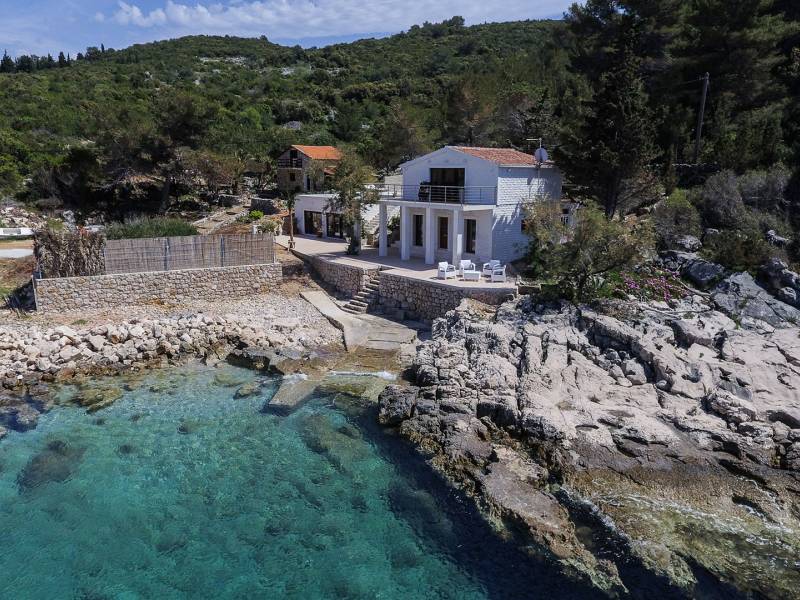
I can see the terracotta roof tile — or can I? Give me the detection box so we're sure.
[292,145,343,161]
[451,146,541,165]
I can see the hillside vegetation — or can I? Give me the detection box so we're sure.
[1,5,799,265]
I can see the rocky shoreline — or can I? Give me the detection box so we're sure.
[378,271,800,598]
[0,297,343,439]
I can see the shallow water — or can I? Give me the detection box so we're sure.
[0,364,593,600]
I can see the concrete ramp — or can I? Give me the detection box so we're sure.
[300,290,419,353]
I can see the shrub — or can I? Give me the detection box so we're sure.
[34,228,105,278]
[702,214,783,272]
[236,210,265,224]
[604,266,687,303]
[258,219,281,234]
[738,165,789,212]
[527,203,654,301]
[105,216,198,240]
[652,190,702,249]
[699,170,745,229]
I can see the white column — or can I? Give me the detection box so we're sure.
[321,212,328,238]
[451,209,463,266]
[378,203,388,257]
[400,205,411,261]
[424,206,435,265]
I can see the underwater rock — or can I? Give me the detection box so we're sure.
[75,386,123,414]
[117,443,136,455]
[17,439,86,492]
[0,402,41,432]
[213,371,249,388]
[177,420,200,435]
[233,381,261,399]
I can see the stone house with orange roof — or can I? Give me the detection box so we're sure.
[276,145,343,193]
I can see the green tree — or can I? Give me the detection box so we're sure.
[527,203,652,301]
[560,30,657,218]
[326,153,379,255]
[0,51,15,73]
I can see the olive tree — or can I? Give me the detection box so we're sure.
[326,153,379,255]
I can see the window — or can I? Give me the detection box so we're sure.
[413,214,424,246]
[438,217,449,250]
[465,219,477,254]
[289,172,296,182]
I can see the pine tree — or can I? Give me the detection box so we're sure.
[560,28,657,218]
[0,51,14,73]
[58,51,67,68]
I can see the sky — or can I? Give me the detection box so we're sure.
[0,0,573,58]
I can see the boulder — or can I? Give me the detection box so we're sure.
[378,385,418,426]
[683,259,726,290]
[58,345,81,362]
[87,335,106,352]
[673,235,702,252]
[713,272,800,328]
[766,230,790,247]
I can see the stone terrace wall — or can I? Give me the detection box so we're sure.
[34,263,282,312]
[378,271,515,322]
[306,255,379,298]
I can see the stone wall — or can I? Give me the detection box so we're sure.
[34,263,282,312]
[305,255,379,298]
[378,271,515,322]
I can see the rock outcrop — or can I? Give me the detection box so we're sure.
[0,311,341,435]
[379,294,800,598]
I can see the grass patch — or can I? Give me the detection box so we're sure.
[105,216,198,240]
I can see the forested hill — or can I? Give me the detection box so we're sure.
[0,18,568,201]
[1,4,799,247]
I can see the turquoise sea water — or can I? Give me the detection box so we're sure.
[0,364,592,600]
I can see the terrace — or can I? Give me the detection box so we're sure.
[370,183,497,205]
[276,234,517,291]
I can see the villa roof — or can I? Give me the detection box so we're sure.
[451,146,541,166]
[292,145,343,161]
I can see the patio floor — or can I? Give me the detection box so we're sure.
[276,235,516,291]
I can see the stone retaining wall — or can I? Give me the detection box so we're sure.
[34,263,282,312]
[305,255,379,297]
[378,271,515,321]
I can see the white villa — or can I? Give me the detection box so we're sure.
[292,145,567,266]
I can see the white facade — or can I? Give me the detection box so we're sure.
[293,193,381,238]
[294,194,338,236]
[379,146,564,266]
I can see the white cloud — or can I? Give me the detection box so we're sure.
[94,12,106,23]
[114,1,168,27]
[110,0,570,39]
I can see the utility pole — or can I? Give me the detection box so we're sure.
[694,72,710,165]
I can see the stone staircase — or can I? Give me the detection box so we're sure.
[362,205,399,238]
[342,272,380,315]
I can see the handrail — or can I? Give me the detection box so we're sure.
[369,183,497,205]
[277,158,304,168]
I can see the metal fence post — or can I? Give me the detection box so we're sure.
[164,238,170,272]
[220,236,226,267]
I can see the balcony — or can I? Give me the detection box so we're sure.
[277,158,304,168]
[371,184,496,205]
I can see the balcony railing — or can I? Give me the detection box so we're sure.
[371,184,497,205]
[277,158,304,168]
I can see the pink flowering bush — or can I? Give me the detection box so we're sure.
[607,266,686,303]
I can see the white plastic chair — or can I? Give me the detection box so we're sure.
[482,260,500,277]
[458,259,475,276]
[490,265,507,283]
[437,262,457,280]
